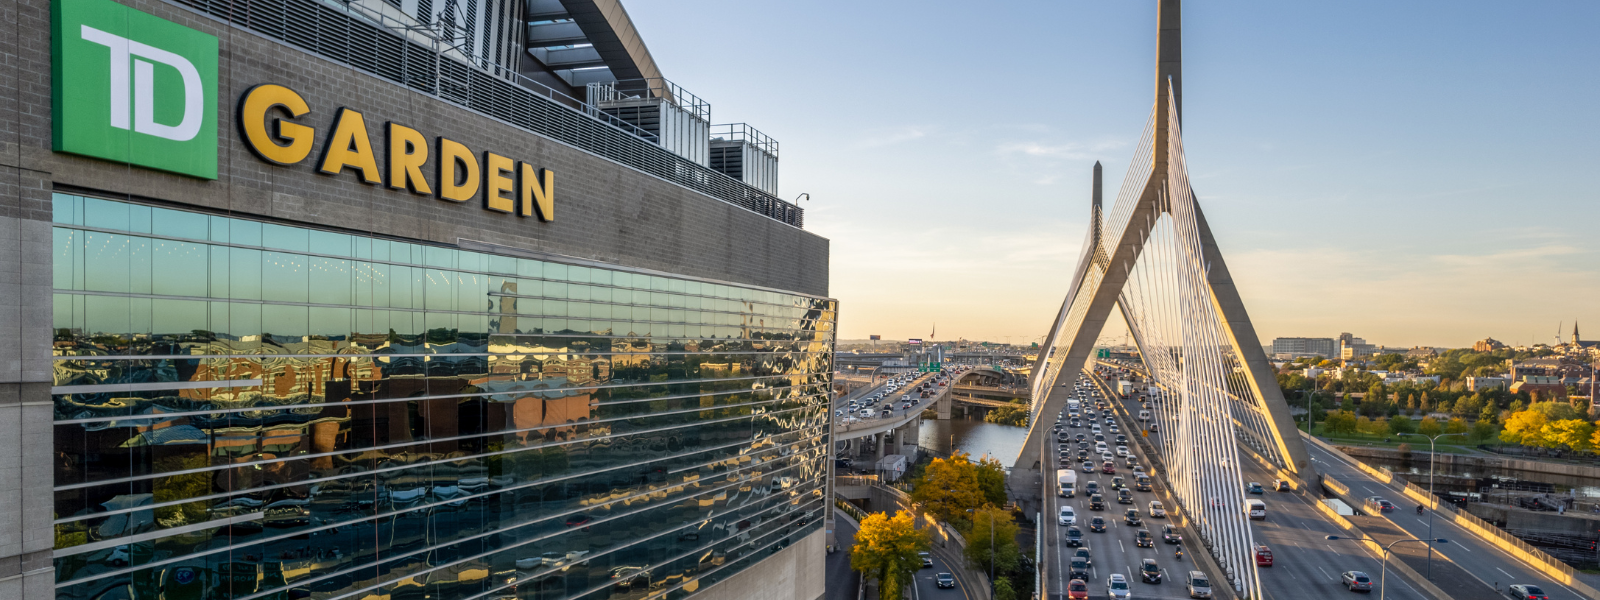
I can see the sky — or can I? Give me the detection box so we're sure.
[623,1,1600,349]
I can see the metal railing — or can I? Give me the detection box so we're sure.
[711,123,779,158]
[588,78,711,122]
[166,0,803,228]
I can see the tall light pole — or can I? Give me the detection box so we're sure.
[1401,431,1465,579]
[1325,536,1448,600]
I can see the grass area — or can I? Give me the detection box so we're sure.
[1303,424,1482,454]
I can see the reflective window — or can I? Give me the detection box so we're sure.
[50,194,835,600]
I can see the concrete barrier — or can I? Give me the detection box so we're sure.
[1306,433,1600,600]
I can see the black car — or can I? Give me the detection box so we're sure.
[1072,547,1092,566]
[1134,476,1152,492]
[1075,433,1086,442]
[1124,508,1142,526]
[935,573,955,589]
[1110,476,1126,490]
[1117,489,1134,504]
[1064,526,1084,547]
[1162,524,1182,544]
[1135,529,1154,547]
[1089,495,1106,510]
[1069,558,1090,581]
[1089,516,1107,532]
[1140,559,1162,583]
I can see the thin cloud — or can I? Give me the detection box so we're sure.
[854,126,929,148]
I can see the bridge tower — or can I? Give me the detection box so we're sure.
[1013,1,1314,595]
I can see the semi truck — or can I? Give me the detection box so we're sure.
[1058,469,1078,497]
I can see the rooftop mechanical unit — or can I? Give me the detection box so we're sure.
[587,78,710,166]
[709,123,779,196]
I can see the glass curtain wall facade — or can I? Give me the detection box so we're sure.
[48,193,836,600]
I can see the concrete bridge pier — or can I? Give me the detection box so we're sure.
[936,392,952,419]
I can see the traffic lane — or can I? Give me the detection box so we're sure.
[1306,445,1583,600]
[827,510,861,600]
[1048,408,1189,598]
[913,540,969,600]
[1233,453,1429,600]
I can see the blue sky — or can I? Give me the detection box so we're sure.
[625,1,1600,349]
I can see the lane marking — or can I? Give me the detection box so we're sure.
[1497,567,1512,578]
[1316,565,1332,580]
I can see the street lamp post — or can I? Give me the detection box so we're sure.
[1400,431,1465,579]
[1325,535,1448,600]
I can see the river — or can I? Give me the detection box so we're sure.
[918,416,1029,463]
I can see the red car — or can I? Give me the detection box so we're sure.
[1066,579,1089,599]
[1102,461,1116,474]
[1255,545,1273,567]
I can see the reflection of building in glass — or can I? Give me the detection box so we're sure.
[44,196,834,600]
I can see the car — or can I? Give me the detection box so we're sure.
[1135,476,1153,492]
[1186,571,1213,598]
[1365,497,1396,513]
[1149,501,1166,518]
[1246,482,1264,495]
[1070,557,1091,580]
[1110,476,1126,490]
[1162,524,1183,544]
[1089,516,1107,532]
[1135,529,1154,547]
[1059,506,1077,525]
[1118,489,1134,504]
[1509,584,1550,600]
[1254,544,1273,567]
[1066,579,1089,600]
[1140,558,1163,583]
[1075,433,1087,442]
[1124,508,1142,526]
[1065,526,1084,547]
[1082,461,1096,473]
[935,573,955,589]
[1085,481,1101,496]
[1078,450,1091,460]
[1102,461,1116,474]
[1340,571,1372,592]
[919,551,932,568]
[1106,573,1132,599]
[1116,445,1130,457]
[1272,479,1291,492]
[1072,547,1092,566]
[1089,495,1106,511]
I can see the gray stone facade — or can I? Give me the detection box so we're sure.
[0,0,829,599]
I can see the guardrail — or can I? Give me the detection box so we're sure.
[1310,477,1451,600]
[1307,434,1600,599]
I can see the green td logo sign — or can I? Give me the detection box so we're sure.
[52,0,218,179]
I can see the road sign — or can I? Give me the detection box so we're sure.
[908,338,922,345]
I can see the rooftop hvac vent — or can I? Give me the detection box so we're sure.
[709,123,779,196]
[588,78,710,166]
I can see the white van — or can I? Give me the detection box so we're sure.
[1138,410,1151,421]
[860,409,877,419]
[1245,499,1266,520]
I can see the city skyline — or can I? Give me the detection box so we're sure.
[627,0,1600,348]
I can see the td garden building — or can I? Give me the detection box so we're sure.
[0,0,835,600]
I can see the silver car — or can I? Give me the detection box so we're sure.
[1186,570,1211,598]
[1106,573,1131,599]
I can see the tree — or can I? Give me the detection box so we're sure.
[1470,419,1497,443]
[1453,394,1484,419]
[1417,417,1441,437]
[1500,410,1549,446]
[965,504,1021,578]
[1445,417,1469,435]
[1388,415,1415,435]
[911,451,985,529]
[1324,411,1358,435]
[975,455,1008,509]
[1357,416,1388,436]
[1529,401,1583,422]
[1542,419,1596,452]
[1479,403,1499,424]
[993,578,1017,600]
[852,511,931,600]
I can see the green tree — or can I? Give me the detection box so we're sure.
[965,504,1021,577]
[1529,401,1583,422]
[910,451,985,529]
[1417,417,1441,437]
[975,455,1009,508]
[851,511,931,600]
[1324,411,1359,435]
[1445,417,1469,435]
[993,578,1017,600]
[1388,415,1415,435]
[1469,419,1497,443]
[1479,403,1499,424]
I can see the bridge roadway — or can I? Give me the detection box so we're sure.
[1037,369,1440,600]
[1306,439,1599,599]
[832,370,953,443]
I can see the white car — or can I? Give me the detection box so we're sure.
[1148,501,1166,518]
[1116,446,1129,457]
[1106,573,1131,599]
[1058,506,1077,526]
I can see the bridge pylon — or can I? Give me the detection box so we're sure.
[1009,1,1314,596]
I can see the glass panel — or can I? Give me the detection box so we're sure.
[151,207,208,240]
[261,252,308,303]
[151,239,208,297]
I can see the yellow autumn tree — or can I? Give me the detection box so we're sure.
[1541,419,1595,452]
[910,450,985,529]
[1499,410,1548,446]
[851,510,930,600]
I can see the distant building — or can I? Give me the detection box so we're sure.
[1509,375,1567,399]
[1405,346,1438,359]
[1341,336,1376,360]
[1474,338,1507,352]
[1466,377,1508,392]
[1272,337,1337,358]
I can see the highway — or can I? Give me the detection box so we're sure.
[1306,440,1597,599]
[1041,375,1202,600]
[1085,365,1448,600]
